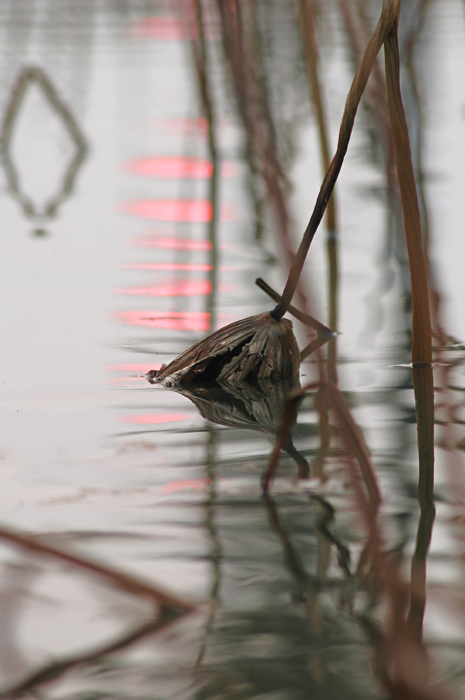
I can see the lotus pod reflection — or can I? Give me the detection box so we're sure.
[147,347,308,479]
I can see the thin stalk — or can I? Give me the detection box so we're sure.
[383,0,435,644]
[272,1,399,320]
[383,1,432,365]
[408,368,435,641]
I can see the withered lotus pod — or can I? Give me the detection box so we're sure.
[147,311,300,387]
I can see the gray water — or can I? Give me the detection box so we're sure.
[1,1,465,698]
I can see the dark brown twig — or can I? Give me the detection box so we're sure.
[383,1,432,366]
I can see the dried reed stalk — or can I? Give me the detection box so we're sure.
[272,1,400,320]
[404,2,465,607]
[339,0,399,200]
[383,1,432,366]
[383,0,435,642]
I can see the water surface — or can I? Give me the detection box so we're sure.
[1,1,465,698]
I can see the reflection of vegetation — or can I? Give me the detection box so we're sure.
[0,523,195,697]
[193,490,376,700]
[0,65,88,222]
[265,491,351,586]
[161,374,310,479]
[196,426,222,668]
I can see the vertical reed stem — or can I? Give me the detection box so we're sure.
[383,1,432,365]
[383,0,435,642]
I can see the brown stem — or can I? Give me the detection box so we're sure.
[383,0,435,649]
[383,3,432,365]
[272,1,399,320]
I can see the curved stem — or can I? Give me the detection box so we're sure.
[272,0,399,320]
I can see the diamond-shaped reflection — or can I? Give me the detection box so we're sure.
[0,65,88,222]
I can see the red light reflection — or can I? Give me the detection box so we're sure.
[124,263,213,271]
[108,364,161,372]
[134,237,212,251]
[116,280,212,296]
[117,281,232,296]
[117,311,233,332]
[117,311,211,331]
[124,156,235,179]
[161,478,212,494]
[130,17,190,40]
[119,413,190,424]
[121,200,235,222]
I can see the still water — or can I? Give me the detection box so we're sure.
[1,0,465,698]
